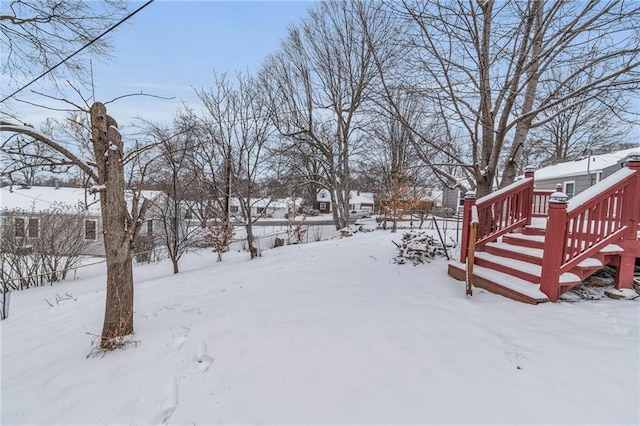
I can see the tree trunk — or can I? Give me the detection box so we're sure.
[101,254,134,346]
[90,102,138,350]
[245,222,258,259]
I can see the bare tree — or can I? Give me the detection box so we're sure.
[1,102,151,350]
[525,74,635,167]
[146,121,202,274]
[261,0,396,229]
[384,0,640,197]
[197,72,281,259]
[1,0,128,97]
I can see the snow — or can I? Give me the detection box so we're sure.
[2,230,639,425]
[460,263,549,299]
[89,184,107,193]
[534,148,639,180]
[0,186,101,214]
[316,189,374,205]
[477,177,532,204]
[471,205,479,224]
[577,257,604,268]
[1,186,161,215]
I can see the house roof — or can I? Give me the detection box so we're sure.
[316,190,374,204]
[0,186,101,214]
[0,186,161,215]
[534,148,640,181]
[224,197,302,209]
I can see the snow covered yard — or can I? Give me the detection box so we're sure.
[1,230,638,425]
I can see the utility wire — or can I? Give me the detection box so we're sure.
[0,0,155,104]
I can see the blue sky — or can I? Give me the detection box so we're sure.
[9,0,315,126]
[5,0,639,140]
[91,0,315,124]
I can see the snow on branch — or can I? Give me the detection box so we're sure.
[0,120,99,182]
[89,184,107,194]
[108,125,121,137]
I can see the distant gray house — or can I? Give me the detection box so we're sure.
[0,186,161,256]
[534,148,639,198]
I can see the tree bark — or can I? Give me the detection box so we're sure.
[90,102,136,349]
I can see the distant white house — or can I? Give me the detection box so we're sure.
[224,197,303,220]
[0,186,161,256]
[534,148,640,198]
[315,190,374,214]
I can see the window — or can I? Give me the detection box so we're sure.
[320,191,327,199]
[229,205,239,214]
[319,202,327,211]
[256,207,265,214]
[28,218,39,238]
[564,181,575,199]
[14,217,25,237]
[146,219,154,235]
[85,220,97,241]
[184,209,193,220]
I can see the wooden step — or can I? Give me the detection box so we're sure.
[485,242,544,265]
[502,233,545,249]
[474,252,581,287]
[447,261,549,304]
[521,225,546,236]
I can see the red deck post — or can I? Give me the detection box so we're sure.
[523,167,535,227]
[460,191,476,263]
[540,191,568,302]
[614,155,640,289]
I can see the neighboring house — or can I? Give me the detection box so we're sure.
[315,190,374,213]
[0,186,161,256]
[441,179,474,215]
[182,197,303,223]
[269,197,303,219]
[228,197,277,220]
[316,189,332,213]
[534,148,640,198]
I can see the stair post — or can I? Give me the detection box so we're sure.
[615,153,640,289]
[460,191,476,263]
[524,166,535,227]
[540,191,568,302]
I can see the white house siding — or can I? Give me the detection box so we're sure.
[0,186,161,257]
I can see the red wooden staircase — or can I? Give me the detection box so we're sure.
[448,155,640,304]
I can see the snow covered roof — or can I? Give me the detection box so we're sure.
[316,190,374,204]
[0,186,161,215]
[349,191,374,205]
[534,148,639,181]
[0,186,101,214]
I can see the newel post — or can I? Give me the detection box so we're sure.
[540,191,568,302]
[615,153,640,289]
[524,165,535,226]
[460,191,476,263]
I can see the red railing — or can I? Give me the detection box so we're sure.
[460,171,534,263]
[532,189,554,217]
[458,157,640,303]
[560,168,636,273]
[540,161,640,301]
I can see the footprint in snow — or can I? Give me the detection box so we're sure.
[169,326,191,350]
[195,342,214,372]
[152,377,179,425]
[612,325,631,336]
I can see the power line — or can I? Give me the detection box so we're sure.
[0,0,155,105]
